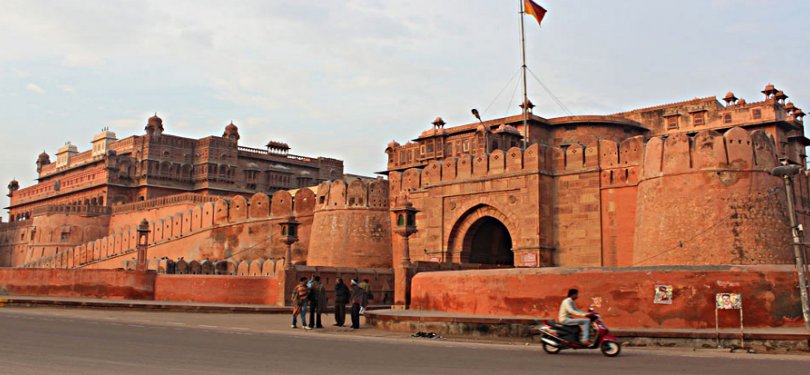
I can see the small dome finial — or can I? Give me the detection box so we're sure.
[432,116,445,128]
[223,121,240,142]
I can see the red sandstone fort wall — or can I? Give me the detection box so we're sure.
[409,265,803,329]
[389,126,802,267]
[21,189,317,270]
[0,221,33,267]
[26,209,110,265]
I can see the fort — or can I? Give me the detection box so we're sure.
[1,84,808,329]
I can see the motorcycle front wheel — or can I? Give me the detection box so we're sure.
[600,341,621,357]
[542,342,561,354]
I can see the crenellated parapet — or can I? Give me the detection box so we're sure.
[314,177,389,210]
[389,142,626,193]
[639,127,778,181]
[598,136,644,188]
[388,126,784,195]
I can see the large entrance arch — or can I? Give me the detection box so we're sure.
[446,204,517,266]
[463,217,514,266]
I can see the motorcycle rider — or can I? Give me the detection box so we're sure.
[558,288,592,345]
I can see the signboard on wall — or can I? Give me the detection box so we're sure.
[522,253,537,267]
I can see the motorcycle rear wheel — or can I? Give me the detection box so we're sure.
[542,342,561,354]
[600,341,621,357]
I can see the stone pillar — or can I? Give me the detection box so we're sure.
[135,219,150,272]
[392,200,418,310]
[279,215,299,271]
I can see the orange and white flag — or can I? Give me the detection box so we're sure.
[524,0,547,27]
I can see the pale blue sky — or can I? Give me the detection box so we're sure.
[2,0,809,212]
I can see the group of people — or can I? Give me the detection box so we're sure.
[291,276,372,330]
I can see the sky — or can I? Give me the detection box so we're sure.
[1,0,809,212]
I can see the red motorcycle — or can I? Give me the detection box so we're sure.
[537,310,621,357]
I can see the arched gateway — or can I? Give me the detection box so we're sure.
[447,205,517,266]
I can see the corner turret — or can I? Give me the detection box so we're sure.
[145,113,164,137]
[7,179,19,197]
[223,121,240,142]
[36,151,51,172]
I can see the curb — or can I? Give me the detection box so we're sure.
[0,296,391,315]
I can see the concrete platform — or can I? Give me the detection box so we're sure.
[365,309,810,352]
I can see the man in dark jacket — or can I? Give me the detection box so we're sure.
[308,276,327,329]
[349,279,368,329]
[334,278,350,327]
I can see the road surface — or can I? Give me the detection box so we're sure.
[0,307,807,374]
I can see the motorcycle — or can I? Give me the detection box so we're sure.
[537,310,621,357]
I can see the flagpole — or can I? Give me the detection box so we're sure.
[519,0,529,151]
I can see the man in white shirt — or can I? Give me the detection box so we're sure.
[558,288,591,344]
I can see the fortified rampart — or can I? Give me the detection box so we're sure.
[17,177,395,270]
[387,126,804,268]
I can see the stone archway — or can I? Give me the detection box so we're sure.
[446,204,517,265]
[463,217,513,265]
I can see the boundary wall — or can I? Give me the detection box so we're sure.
[0,265,393,307]
[409,265,803,329]
[0,268,155,299]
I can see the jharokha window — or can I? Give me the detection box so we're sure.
[692,112,705,126]
[666,116,679,130]
[752,109,762,120]
[723,113,732,124]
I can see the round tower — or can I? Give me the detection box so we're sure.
[307,178,392,268]
[633,128,793,266]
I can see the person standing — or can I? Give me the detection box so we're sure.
[349,279,368,329]
[308,276,327,329]
[358,278,371,314]
[333,278,350,327]
[291,277,309,329]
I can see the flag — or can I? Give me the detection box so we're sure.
[524,0,547,27]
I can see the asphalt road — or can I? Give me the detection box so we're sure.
[0,308,808,375]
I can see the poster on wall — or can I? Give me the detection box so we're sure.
[715,293,742,310]
[653,285,673,304]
